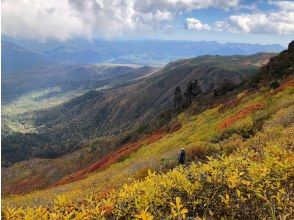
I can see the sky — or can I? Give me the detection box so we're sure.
[2,0,294,46]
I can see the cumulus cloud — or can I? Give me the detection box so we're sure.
[214,1,294,34]
[6,0,292,40]
[2,0,92,41]
[2,0,240,41]
[184,18,211,31]
[68,0,174,38]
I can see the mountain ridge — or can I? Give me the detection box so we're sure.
[2,39,284,68]
[1,41,55,74]
[2,52,274,167]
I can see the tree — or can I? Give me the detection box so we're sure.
[269,80,280,89]
[192,79,201,96]
[207,82,215,94]
[174,86,183,112]
[184,79,201,106]
[184,81,194,105]
[213,80,235,96]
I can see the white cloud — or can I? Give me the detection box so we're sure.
[68,0,175,38]
[214,1,294,34]
[214,20,236,33]
[270,0,294,11]
[2,0,293,40]
[1,0,92,41]
[185,18,211,31]
[2,0,240,41]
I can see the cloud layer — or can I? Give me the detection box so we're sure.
[2,0,293,41]
[1,0,239,41]
[2,0,92,41]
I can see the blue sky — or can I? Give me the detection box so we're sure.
[2,0,294,46]
[152,0,294,45]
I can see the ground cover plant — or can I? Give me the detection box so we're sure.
[2,76,293,219]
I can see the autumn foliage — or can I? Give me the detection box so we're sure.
[2,76,293,219]
[219,103,265,129]
[54,132,165,187]
[5,176,44,195]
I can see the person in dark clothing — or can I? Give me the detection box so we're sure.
[178,148,186,165]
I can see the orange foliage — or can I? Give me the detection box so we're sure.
[53,141,143,187]
[53,131,165,187]
[219,103,265,130]
[146,133,164,144]
[6,176,44,195]
[95,188,115,201]
[168,121,182,133]
[100,204,114,215]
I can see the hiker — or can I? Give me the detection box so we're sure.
[178,148,186,165]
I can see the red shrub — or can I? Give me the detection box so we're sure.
[53,141,143,187]
[6,176,44,195]
[219,103,265,130]
[53,130,165,187]
[146,133,164,144]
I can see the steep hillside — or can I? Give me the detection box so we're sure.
[34,53,273,144]
[2,53,272,167]
[2,41,293,219]
[2,65,157,166]
[261,41,294,79]
[3,71,293,219]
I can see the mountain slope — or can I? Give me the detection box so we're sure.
[2,63,156,102]
[261,40,294,79]
[2,50,281,194]
[2,53,273,166]
[2,65,157,166]
[36,53,273,139]
[1,41,54,74]
[3,68,294,219]
[2,42,293,219]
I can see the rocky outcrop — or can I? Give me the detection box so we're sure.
[288,40,294,51]
[261,40,294,79]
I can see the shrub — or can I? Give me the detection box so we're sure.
[270,80,280,89]
[219,103,265,130]
[186,143,219,161]
[98,145,293,219]
[3,80,293,219]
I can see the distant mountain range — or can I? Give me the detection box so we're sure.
[2,39,284,73]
